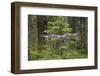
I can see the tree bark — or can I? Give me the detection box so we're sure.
[37,16,47,52]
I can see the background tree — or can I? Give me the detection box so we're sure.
[37,16,47,52]
[28,15,38,60]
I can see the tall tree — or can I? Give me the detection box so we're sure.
[37,16,47,52]
[28,15,37,60]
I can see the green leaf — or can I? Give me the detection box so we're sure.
[60,45,68,49]
[52,26,60,30]
[44,30,51,33]
[49,38,60,43]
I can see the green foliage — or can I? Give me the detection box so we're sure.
[29,50,40,60]
[45,16,71,34]
[28,15,88,60]
[48,38,60,43]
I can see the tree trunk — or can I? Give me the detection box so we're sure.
[37,16,47,52]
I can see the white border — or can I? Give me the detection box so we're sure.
[20,6,95,70]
